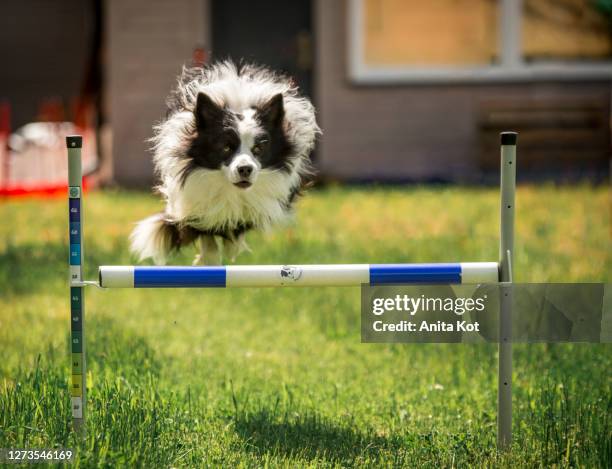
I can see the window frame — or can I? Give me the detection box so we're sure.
[347,0,612,84]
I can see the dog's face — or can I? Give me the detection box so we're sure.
[183,92,293,189]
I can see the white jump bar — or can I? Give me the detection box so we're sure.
[98,262,499,288]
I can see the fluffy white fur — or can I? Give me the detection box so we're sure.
[130,61,320,265]
[130,213,175,265]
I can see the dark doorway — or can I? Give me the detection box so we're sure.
[210,0,313,98]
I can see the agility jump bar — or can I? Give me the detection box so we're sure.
[68,131,517,448]
[98,262,499,288]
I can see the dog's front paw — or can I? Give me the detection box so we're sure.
[193,252,222,266]
[194,235,222,265]
[224,236,250,263]
[192,254,204,266]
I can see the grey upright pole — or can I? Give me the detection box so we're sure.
[67,135,86,434]
[498,131,516,449]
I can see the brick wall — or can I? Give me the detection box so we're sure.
[107,0,208,186]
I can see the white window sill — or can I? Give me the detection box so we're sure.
[348,63,612,85]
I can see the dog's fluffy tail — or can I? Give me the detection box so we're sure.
[129,213,179,265]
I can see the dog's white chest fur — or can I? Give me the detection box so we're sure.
[163,166,301,231]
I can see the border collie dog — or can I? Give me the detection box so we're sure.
[130,61,320,265]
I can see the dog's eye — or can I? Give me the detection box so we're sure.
[222,145,232,154]
[252,144,264,156]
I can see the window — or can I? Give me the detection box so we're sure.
[348,0,612,83]
[522,0,612,62]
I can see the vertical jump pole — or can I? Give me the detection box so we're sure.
[498,131,516,449]
[67,135,86,434]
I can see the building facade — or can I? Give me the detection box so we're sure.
[1,0,610,186]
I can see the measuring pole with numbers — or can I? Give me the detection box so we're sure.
[67,136,86,433]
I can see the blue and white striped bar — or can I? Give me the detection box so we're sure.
[99,262,499,288]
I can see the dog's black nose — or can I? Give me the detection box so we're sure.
[237,165,254,178]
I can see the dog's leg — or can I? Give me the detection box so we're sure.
[193,235,221,265]
[223,233,250,262]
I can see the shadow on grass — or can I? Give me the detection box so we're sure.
[233,409,407,465]
[86,316,163,381]
[0,240,130,296]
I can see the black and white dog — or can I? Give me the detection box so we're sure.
[130,61,320,265]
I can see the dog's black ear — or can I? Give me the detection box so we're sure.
[258,93,284,128]
[195,92,223,129]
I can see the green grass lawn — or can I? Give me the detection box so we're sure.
[0,185,610,467]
